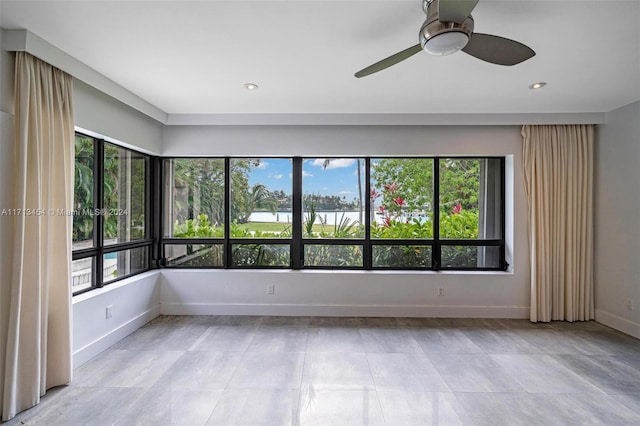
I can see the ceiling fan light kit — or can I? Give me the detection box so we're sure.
[355,0,535,78]
[420,0,474,56]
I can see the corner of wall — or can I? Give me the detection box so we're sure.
[72,271,161,368]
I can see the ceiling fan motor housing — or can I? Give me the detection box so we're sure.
[420,0,474,56]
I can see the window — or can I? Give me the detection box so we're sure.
[72,132,153,294]
[302,158,365,268]
[163,158,294,268]
[160,156,505,271]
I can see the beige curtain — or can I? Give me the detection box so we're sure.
[1,52,74,421]
[522,124,594,322]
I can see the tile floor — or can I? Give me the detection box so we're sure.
[5,316,640,425]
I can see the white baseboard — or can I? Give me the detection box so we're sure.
[73,305,161,368]
[595,309,640,339]
[160,302,529,319]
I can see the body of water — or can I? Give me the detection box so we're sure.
[249,211,363,226]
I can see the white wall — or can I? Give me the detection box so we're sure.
[72,271,160,367]
[595,101,640,338]
[161,125,531,318]
[74,79,162,155]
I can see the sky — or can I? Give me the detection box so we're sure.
[248,158,364,200]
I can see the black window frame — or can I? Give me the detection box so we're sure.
[160,156,507,272]
[72,132,156,296]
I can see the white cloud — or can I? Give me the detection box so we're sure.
[311,158,356,169]
[256,161,268,169]
[273,174,284,180]
[338,190,354,195]
[302,170,313,177]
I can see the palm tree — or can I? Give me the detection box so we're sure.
[238,183,278,223]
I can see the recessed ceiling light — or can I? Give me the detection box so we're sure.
[529,82,547,90]
[244,83,259,90]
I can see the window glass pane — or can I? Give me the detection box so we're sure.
[104,144,147,245]
[73,135,94,250]
[439,158,503,240]
[164,158,225,238]
[370,158,433,239]
[165,244,223,267]
[230,158,292,239]
[72,257,94,293]
[372,245,432,268]
[231,244,290,267]
[304,244,363,267]
[302,158,365,239]
[441,246,501,268]
[103,247,149,283]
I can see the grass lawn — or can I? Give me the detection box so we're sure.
[235,222,342,234]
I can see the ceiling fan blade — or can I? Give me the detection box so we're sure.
[355,44,423,78]
[438,0,479,24]
[461,33,535,65]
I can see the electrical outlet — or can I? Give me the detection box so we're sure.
[268,284,275,295]
[438,287,444,296]
[626,299,634,311]
[106,305,113,319]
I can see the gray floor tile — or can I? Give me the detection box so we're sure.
[308,317,358,327]
[495,318,555,329]
[355,317,399,328]
[412,327,483,354]
[367,353,450,392]
[111,324,208,351]
[153,351,243,390]
[553,354,640,394]
[118,388,223,426]
[21,387,146,426]
[610,393,640,417]
[490,354,605,394]
[260,316,312,327]
[9,315,640,426]
[395,317,434,327]
[571,330,640,355]
[228,352,305,389]
[206,388,300,426]
[452,392,567,426]
[147,314,219,327]
[306,327,364,352]
[377,391,464,426]
[550,320,611,331]
[302,352,374,387]
[298,385,385,426]
[75,349,183,389]
[359,327,423,353]
[190,326,257,352]
[513,328,610,355]
[425,318,504,329]
[213,315,264,326]
[248,326,309,352]
[462,328,543,354]
[544,392,640,425]
[428,353,526,393]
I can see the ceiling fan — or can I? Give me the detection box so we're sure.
[355,0,535,78]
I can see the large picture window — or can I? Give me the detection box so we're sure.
[160,156,505,271]
[72,132,153,294]
[73,147,506,294]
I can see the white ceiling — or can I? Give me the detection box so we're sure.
[1,0,640,117]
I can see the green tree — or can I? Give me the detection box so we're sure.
[439,159,480,211]
[371,158,434,215]
[73,135,94,243]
